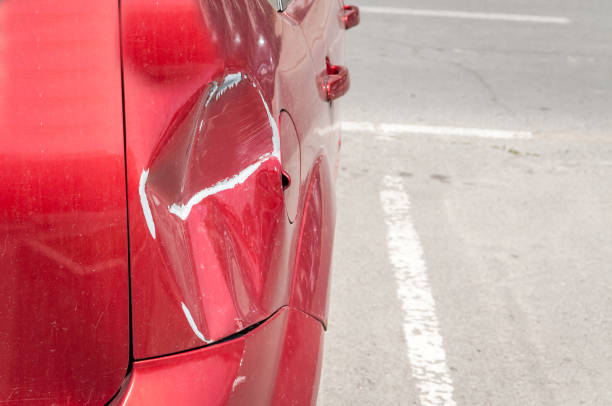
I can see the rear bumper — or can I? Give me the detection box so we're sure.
[110,307,324,406]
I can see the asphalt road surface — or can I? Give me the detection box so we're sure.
[318,1,612,405]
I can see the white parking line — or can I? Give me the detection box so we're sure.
[380,176,456,406]
[343,121,533,139]
[360,6,571,25]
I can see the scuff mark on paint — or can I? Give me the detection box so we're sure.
[258,89,280,159]
[181,302,212,343]
[169,154,274,221]
[205,82,219,107]
[139,169,156,239]
[232,376,246,391]
[215,72,243,101]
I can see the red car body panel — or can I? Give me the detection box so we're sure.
[110,307,323,406]
[0,1,130,404]
[284,0,345,326]
[0,0,353,403]
[121,0,344,359]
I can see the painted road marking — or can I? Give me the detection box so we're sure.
[360,6,571,25]
[380,176,456,406]
[343,121,533,139]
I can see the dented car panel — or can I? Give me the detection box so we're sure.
[122,0,344,359]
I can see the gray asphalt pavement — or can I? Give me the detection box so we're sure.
[319,1,612,405]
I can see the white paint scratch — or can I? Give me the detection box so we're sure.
[204,72,243,107]
[258,90,280,158]
[360,6,571,24]
[379,176,456,406]
[205,82,219,106]
[232,375,246,391]
[169,154,273,220]
[139,169,156,239]
[343,121,532,139]
[181,302,212,343]
[215,73,243,101]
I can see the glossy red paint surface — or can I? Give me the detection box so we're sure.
[122,0,345,358]
[318,63,351,101]
[0,1,129,404]
[343,5,361,30]
[110,307,323,406]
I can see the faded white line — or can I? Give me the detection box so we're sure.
[360,6,571,24]
[380,176,456,406]
[139,169,156,239]
[343,121,532,139]
[181,302,212,343]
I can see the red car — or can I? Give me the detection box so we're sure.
[0,0,358,405]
